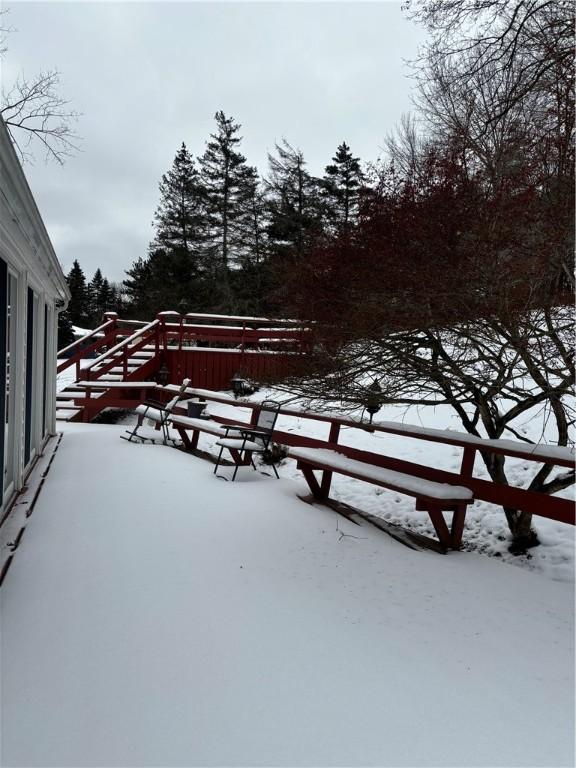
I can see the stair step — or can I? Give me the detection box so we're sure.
[90,365,140,375]
[56,408,82,421]
[107,366,140,373]
[59,388,106,398]
[92,361,143,371]
[94,375,123,381]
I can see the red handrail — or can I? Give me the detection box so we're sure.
[83,319,160,382]
[57,317,119,379]
[165,386,574,524]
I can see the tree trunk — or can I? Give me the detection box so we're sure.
[482,452,539,553]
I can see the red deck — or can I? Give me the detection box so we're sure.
[56,312,308,421]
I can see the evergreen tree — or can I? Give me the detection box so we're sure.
[99,277,112,314]
[199,111,259,310]
[57,308,75,350]
[123,256,158,319]
[321,142,366,231]
[66,260,90,328]
[153,143,204,266]
[265,140,323,260]
[87,268,104,325]
[231,167,271,314]
[123,143,206,317]
[108,282,125,315]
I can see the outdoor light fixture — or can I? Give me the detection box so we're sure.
[157,363,170,386]
[231,373,253,399]
[364,379,382,424]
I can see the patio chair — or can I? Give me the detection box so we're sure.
[121,378,191,445]
[213,400,281,481]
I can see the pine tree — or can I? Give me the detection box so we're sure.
[265,140,323,260]
[123,256,157,319]
[99,277,112,314]
[153,143,204,266]
[321,142,366,231]
[66,260,90,328]
[199,111,259,310]
[123,143,206,318]
[57,308,75,350]
[108,282,125,315]
[231,167,272,314]
[87,268,104,325]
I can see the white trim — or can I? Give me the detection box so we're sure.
[0,118,69,303]
[0,116,69,521]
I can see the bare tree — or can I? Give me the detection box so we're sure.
[274,302,574,550]
[0,9,80,164]
[274,113,574,551]
[406,0,574,124]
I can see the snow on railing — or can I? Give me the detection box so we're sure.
[83,318,160,375]
[57,316,117,357]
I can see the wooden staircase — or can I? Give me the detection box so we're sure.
[56,314,162,422]
[56,311,309,423]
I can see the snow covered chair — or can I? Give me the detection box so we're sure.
[121,378,191,445]
[213,400,281,481]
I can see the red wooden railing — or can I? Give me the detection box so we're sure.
[156,312,308,354]
[167,387,575,526]
[56,312,310,421]
[56,313,120,380]
[82,319,161,382]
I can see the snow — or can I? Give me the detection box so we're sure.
[216,436,263,451]
[288,447,474,500]
[76,380,158,388]
[367,420,575,465]
[169,415,225,436]
[56,358,92,392]
[1,422,574,767]
[71,325,93,336]
[183,311,301,324]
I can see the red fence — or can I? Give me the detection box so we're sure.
[168,387,575,527]
[163,348,295,390]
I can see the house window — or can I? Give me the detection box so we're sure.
[24,287,36,468]
[43,304,48,437]
[0,258,6,502]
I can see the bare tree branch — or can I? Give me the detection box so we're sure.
[1,69,81,164]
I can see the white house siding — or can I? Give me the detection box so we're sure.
[0,117,69,522]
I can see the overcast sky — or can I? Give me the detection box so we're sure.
[3,1,426,283]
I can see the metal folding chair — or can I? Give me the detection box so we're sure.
[121,378,191,445]
[213,400,281,481]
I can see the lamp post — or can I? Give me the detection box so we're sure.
[157,362,170,386]
[230,373,249,399]
[364,379,382,424]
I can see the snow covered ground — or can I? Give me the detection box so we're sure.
[1,421,574,767]
[56,357,92,392]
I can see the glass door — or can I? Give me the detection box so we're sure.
[4,272,18,499]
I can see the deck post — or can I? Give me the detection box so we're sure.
[460,446,476,477]
[450,504,467,550]
[320,422,341,497]
[301,464,324,498]
[425,505,453,550]
[82,387,92,422]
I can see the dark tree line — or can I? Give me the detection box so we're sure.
[58,260,124,348]
[123,111,366,318]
